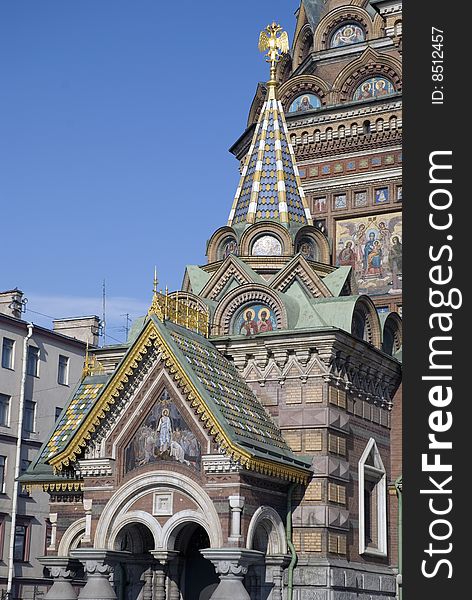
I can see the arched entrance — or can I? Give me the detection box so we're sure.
[113,522,155,600]
[174,523,219,600]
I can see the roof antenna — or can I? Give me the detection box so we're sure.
[102,279,106,346]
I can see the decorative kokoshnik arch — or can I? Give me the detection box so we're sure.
[212,284,288,336]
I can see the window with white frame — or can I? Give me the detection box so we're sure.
[0,456,6,493]
[26,346,40,377]
[58,355,69,385]
[1,338,14,370]
[0,394,10,427]
[358,437,387,556]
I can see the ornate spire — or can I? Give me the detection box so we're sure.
[227,24,313,230]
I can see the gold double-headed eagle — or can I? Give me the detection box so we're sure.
[258,22,289,84]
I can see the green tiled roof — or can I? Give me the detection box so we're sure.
[39,374,110,462]
[163,320,300,463]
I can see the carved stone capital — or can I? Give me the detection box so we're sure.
[71,549,128,600]
[39,556,81,580]
[201,549,262,577]
[39,556,81,600]
[200,549,263,600]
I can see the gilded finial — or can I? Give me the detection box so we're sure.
[82,342,104,377]
[258,22,289,89]
[148,266,164,320]
[153,266,158,296]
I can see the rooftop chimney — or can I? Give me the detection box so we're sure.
[0,289,25,319]
[53,316,101,347]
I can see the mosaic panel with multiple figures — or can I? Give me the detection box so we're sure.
[354,77,395,100]
[336,212,402,296]
[125,388,201,473]
[233,304,277,336]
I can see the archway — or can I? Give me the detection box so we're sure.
[174,523,219,600]
[246,507,288,600]
[113,522,155,600]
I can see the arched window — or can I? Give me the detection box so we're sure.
[353,77,395,101]
[358,439,387,556]
[288,93,321,114]
[330,23,365,48]
[363,120,371,135]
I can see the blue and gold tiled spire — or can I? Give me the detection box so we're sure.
[228,23,313,229]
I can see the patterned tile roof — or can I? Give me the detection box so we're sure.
[39,374,109,462]
[227,86,312,229]
[167,324,290,455]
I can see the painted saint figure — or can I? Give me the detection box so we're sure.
[157,408,172,453]
[366,240,383,276]
[337,241,356,269]
[297,95,314,111]
[240,309,258,336]
[363,232,383,276]
[388,235,403,292]
[354,223,367,274]
[257,310,273,333]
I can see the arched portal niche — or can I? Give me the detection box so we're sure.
[172,522,219,600]
[112,521,156,600]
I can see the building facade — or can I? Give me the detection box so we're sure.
[0,290,97,599]
[22,4,402,599]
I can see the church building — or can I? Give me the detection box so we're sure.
[21,2,402,599]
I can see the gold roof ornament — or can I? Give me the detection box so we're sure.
[148,266,165,320]
[258,22,289,89]
[82,342,104,377]
[148,268,209,336]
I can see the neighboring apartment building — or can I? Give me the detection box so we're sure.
[0,289,99,599]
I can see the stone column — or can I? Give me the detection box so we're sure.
[150,550,179,600]
[71,549,127,600]
[201,548,263,600]
[168,556,182,600]
[143,566,154,600]
[39,556,81,600]
[264,555,290,600]
[228,496,245,542]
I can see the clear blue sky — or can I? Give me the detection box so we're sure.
[0,0,299,342]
